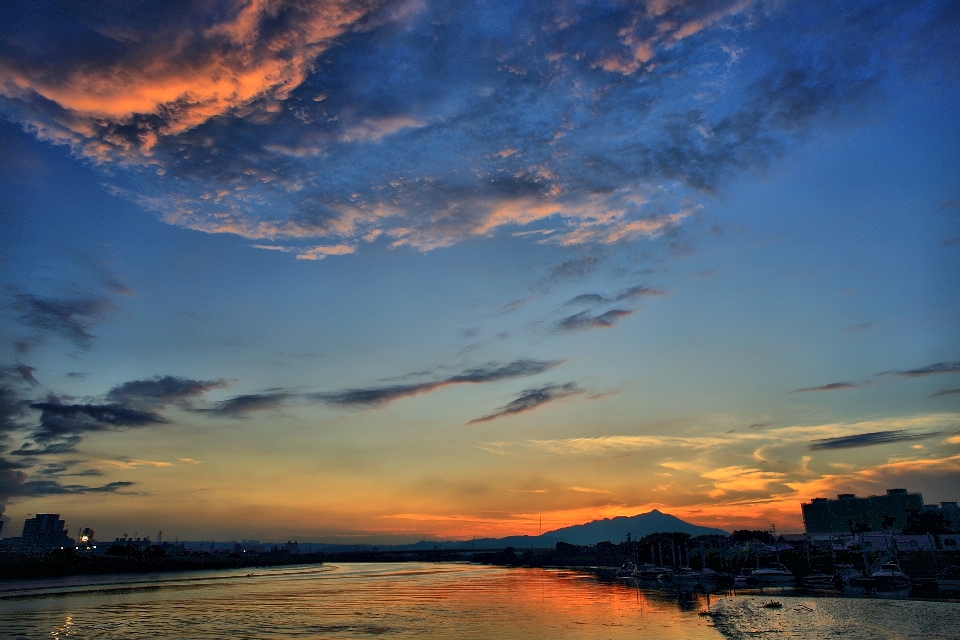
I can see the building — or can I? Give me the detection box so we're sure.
[801,489,924,534]
[20,514,74,552]
[924,502,960,531]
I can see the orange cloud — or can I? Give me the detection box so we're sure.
[596,0,755,76]
[0,1,373,161]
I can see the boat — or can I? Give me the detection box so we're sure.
[616,562,637,578]
[800,573,837,590]
[746,564,795,586]
[672,567,700,588]
[837,564,871,597]
[637,564,674,581]
[871,563,912,599]
[936,565,960,594]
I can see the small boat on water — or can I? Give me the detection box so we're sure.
[871,563,912,599]
[936,565,960,594]
[746,564,795,586]
[637,564,674,581]
[616,562,637,578]
[800,573,837,590]
[672,567,700,588]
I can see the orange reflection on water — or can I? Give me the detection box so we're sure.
[0,562,725,639]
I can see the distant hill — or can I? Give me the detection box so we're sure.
[228,511,729,553]
[449,510,728,549]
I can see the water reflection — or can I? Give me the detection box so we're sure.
[1,563,724,640]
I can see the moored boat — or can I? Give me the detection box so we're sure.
[871,563,911,599]
[746,564,795,586]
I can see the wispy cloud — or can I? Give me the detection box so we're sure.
[556,309,633,332]
[204,392,294,417]
[882,361,960,378]
[16,480,135,496]
[790,382,862,393]
[13,401,168,455]
[928,388,960,398]
[14,294,113,350]
[565,285,666,307]
[315,359,562,408]
[808,430,942,450]
[468,383,581,424]
[107,375,228,410]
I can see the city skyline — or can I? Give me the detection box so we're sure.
[1,0,959,543]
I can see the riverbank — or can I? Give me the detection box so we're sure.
[0,548,325,580]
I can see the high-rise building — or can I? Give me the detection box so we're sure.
[927,502,960,531]
[21,514,73,552]
[801,489,924,534]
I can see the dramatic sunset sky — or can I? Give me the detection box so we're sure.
[1,0,958,543]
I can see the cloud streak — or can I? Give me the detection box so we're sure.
[314,359,562,408]
[883,361,960,378]
[468,383,581,424]
[14,294,113,350]
[790,382,862,393]
[107,375,228,410]
[556,309,633,332]
[808,430,942,451]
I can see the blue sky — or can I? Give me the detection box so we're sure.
[1,0,958,542]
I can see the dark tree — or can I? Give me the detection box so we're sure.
[902,509,955,535]
[731,530,775,544]
[848,518,871,534]
[880,515,897,532]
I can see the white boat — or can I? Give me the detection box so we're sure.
[746,564,795,586]
[638,564,674,580]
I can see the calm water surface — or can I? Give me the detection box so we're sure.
[0,563,957,639]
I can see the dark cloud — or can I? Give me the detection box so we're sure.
[16,402,167,454]
[556,309,633,332]
[0,367,33,433]
[14,293,113,350]
[546,257,601,283]
[566,285,665,307]
[928,388,960,398]
[845,323,874,333]
[14,365,38,385]
[69,251,136,297]
[107,375,228,410]
[808,430,942,451]
[790,382,862,393]
[614,285,666,301]
[17,480,135,496]
[566,293,608,306]
[748,422,772,429]
[882,361,960,378]
[204,392,293,417]
[11,439,83,457]
[0,454,30,516]
[315,359,562,408]
[468,383,581,424]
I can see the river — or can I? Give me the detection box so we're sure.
[1,562,957,639]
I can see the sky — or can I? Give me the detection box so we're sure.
[1,0,959,544]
